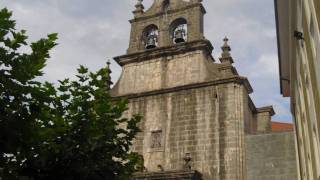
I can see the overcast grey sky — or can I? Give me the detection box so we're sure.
[0,0,291,122]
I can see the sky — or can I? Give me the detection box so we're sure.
[0,0,292,122]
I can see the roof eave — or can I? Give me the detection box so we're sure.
[274,0,291,97]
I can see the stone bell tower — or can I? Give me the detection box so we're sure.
[127,0,205,54]
[110,0,282,179]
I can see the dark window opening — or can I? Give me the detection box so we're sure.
[170,18,188,44]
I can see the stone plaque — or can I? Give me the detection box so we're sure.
[150,130,162,149]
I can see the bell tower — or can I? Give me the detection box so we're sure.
[111,0,278,180]
[112,0,219,96]
[127,0,205,53]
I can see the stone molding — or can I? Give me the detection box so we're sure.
[112,76,253,99]
[114,39,214,66]
[256,106,276,116]
[247,97,275,116]
[132,170,202,180]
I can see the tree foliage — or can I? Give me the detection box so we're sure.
[0,8,142,180]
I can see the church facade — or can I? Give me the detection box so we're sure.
[111,0,298,179]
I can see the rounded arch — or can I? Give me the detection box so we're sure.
[169,18,188,44]
[142,24,159,49]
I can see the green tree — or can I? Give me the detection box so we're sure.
[0,7,58,179]
[0,8,142,180]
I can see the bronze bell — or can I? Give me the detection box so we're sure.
[145,35,157,49]
[174,29,186,43]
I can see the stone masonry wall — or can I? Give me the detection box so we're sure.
[129,0,204,53]
[246,132,298,180]
[111,50,218,97]
[255,112,272,133]
[125,83,246,180]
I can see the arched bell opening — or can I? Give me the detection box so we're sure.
[142,24,159,50]
[170,18,188,44]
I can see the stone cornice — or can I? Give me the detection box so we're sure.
[133,170,202,180]
[257,106,276,116]
[248,98,276,116]
[112,76,253,100]
[114,39,214,66]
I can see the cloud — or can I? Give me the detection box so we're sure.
[1,0,131,82]
[0,0,291,122]
[249,54,279,78]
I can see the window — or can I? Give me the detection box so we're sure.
[150,130,162,149]
[170,18,187,44]
[142,25,159,49]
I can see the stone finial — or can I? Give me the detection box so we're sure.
[183,153,192,170]
[133,0,144,16]
[219,37,234,64]
[105,60,113,90]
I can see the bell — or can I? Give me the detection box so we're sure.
[145,35,157,49]
[174,29,186,43]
